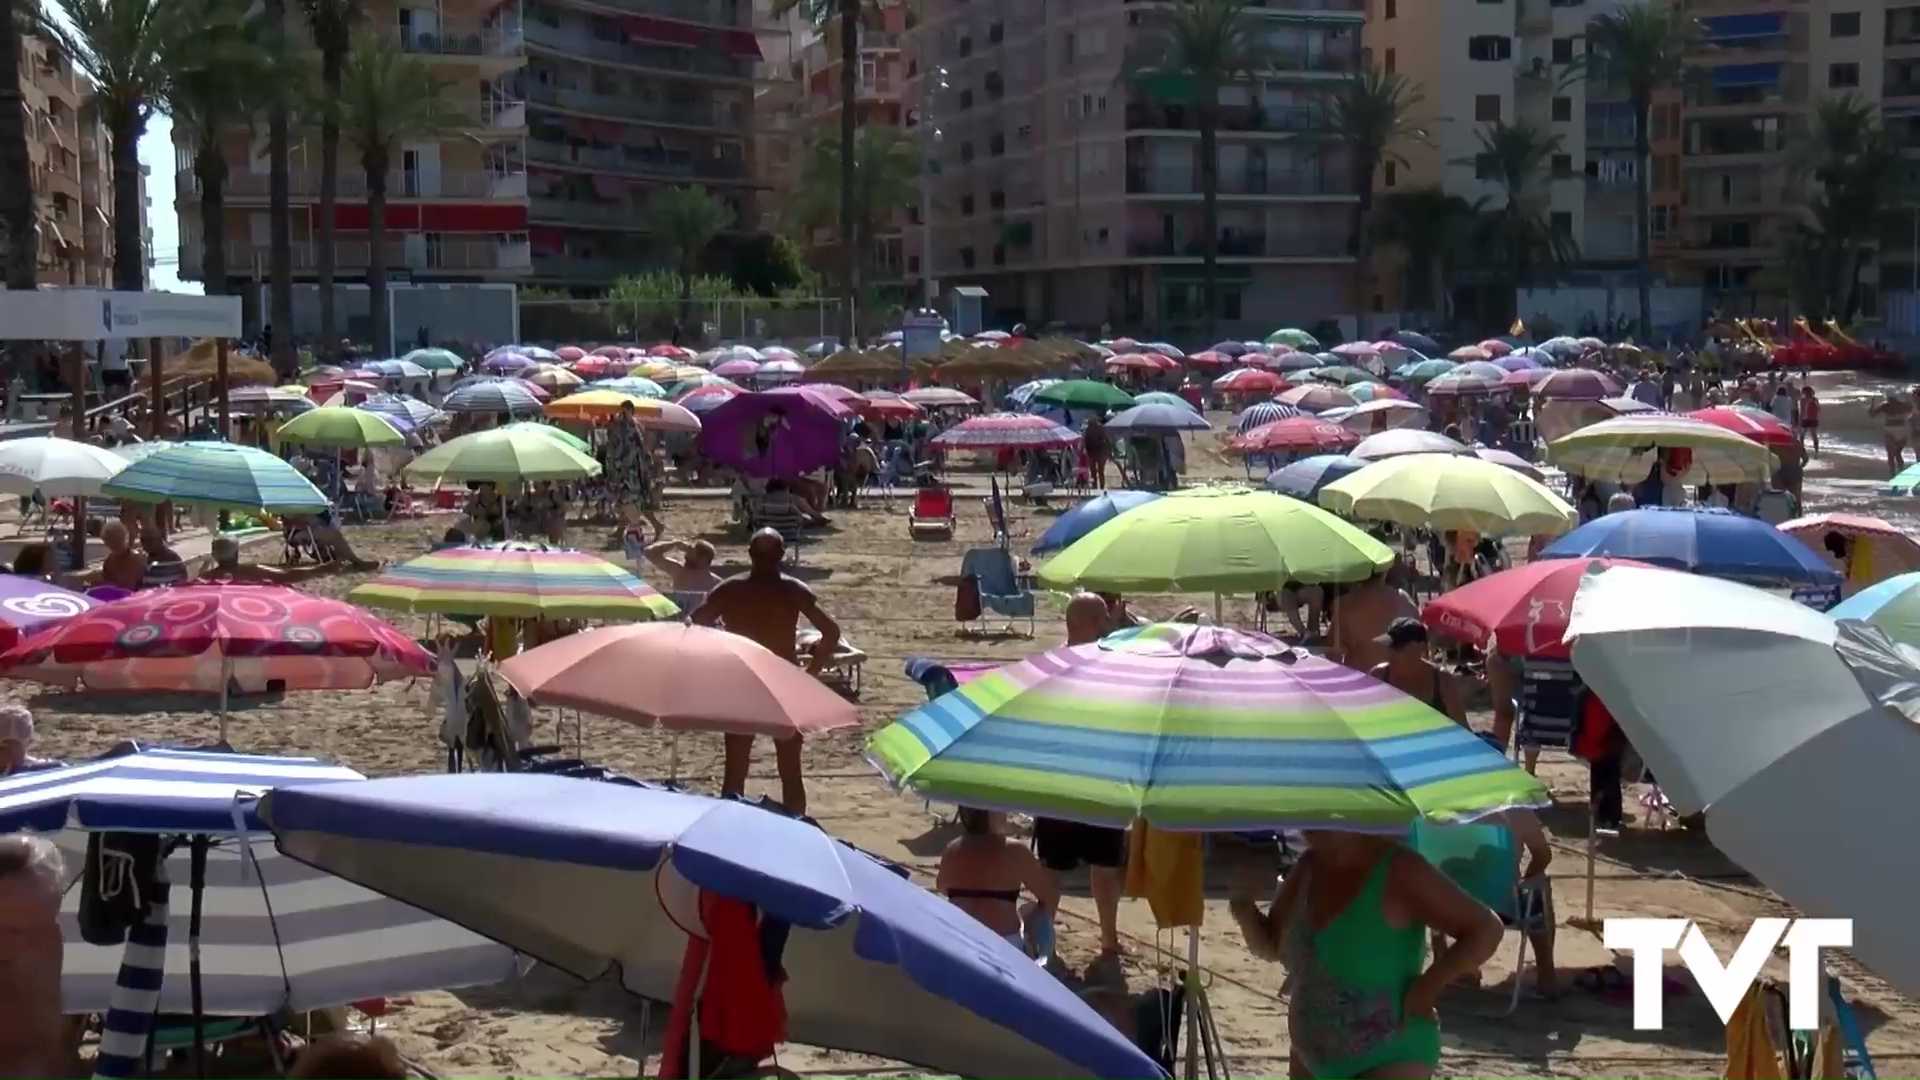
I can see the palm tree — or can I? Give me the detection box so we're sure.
[1787,96,1910,319]
[335,32,453,356]
[297,0,362,358]
[2,0,40,289]
[1322,64,1428,315]
[264,0,292,371]
[773,0,894,344]
[1459,120,1576,290]
[1371,186,1475,318]
[165,0,275,298]
[1124,0,1270,337]
[1586,2,1694,341]
[42,0,193,291]
[786,126,917,296]
[653,185,733,341]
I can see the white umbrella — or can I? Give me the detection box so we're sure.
[1568,564,1920,999]
[1335,398,1427,434]
[1350,428,1468,461]
[0,437,130,497]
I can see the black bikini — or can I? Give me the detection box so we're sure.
[944,887,1021,903]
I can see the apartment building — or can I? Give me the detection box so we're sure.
[903,0,1364,335]
[19,33,115,287]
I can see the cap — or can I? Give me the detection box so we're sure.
[1375,616,1429,649]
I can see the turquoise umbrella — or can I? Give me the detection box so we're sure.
[400,347,464,372]
[101,441,329,514]
[1132,391,1199,413]
[1396,358,1459,383]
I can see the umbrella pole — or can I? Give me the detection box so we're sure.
[218,656,232,743]
[1585,801,1597,925]
[189,835,209,1079]
[1184,928,1200,1080]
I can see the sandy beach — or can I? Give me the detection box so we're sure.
[22,397,1920,1079]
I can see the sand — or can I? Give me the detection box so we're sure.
[23,412,1920,1079]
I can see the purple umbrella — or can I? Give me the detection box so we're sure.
[1496,353,1545,371]
[696,391,843,478]
[483,353,536,374]
[0,578,92,650]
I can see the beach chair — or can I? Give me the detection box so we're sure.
[282,518,323,564]
[1408,819,1547,1015]
[908,486,957,540]
[1516,660,1581,756]
[958,546,1036,636]
[141,558,190,588]
[798,627,866,698]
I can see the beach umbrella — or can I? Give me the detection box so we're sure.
[1689,406,1797,449]
[1033,379,1135,410]
[1267,328,1318,349]
[903,386,980,408]
[1831,571,1920,647]
[677,384,748,413]
[1213,368,1286,395]
[442,379,546,416]
[697,391,844,477]
[100,441,328,515]
[1478,339,1515,357]
[1102,403,1211,435]
[711,345,764,364]
[550,346,585,362]
[483,352,537,374]
[1276,383,1358,412]
[1597,395,1663,416]
[620,398,705,434]
[1538,336,1582,358]
[1232,417,1359,455]
[1263,454,1367,500]
[1350,428,1467,461]
[1448,345,1492,361]
[1037,487,1391,594]
[856,390,924,421]
[1473,447,1545,480]
[544,388,659,421]
[1208,341,1249,357]
[1538,507,1840,586]
[1781,514,1920,582]
[759,345,800,362]
[1033,491,1163,554]
[1395,358,1457,383]
[1391,330,1441,353]
[1423,371,1505,398]
[1330,342,1379,362]
[931,413,1081,451]
[0,436,129,497]
[1345,382,1407,404]
[568,355,618,378]
[1567,565,1920,1000]
[400,347,464,371]
[661,374,728,395]
[1534,368,1619,400]
[362,359,429,380]
[226,385,315,415]
[482,346,523,363]
[872,622,1546,830]
[527,366,585,391]
[1548,415,1776,484]
[756,358,806,381]
[766,384,857,421]
[1132,390,1198,412]
[1336,398,1426,434]
[1143,341,1183,358]
[261,775,1162,1080]
[351,544,680,622]
[1184,350,1232,367]
[407,427,602,485]
[0,587,431,739]
[1298,365,1379,387]
[1497,350,1548,371]
[1452,361,1509,382]
[712,358,761,378]
[1422,557,1653,659]
[1320,454,1576,536]
[795,382,866,406]
[1502,367,1556,390]
[273,406,407,449]
[1007,379,1061,408]
[0,577,91,651]
[1234,401,1305,433]
[497,421,591,454]
[358,394,444,427]
[1105,351,1172,372]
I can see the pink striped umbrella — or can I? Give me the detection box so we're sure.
[1231,417,1359,454]
[556,346,588,362]
[766,385,855,420]
[1277,383,1358,412]
[712,358,760,378]
[931,413,1081,451]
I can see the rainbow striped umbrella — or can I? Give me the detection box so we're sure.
[348,544,680,621]
[869,623,1547,831]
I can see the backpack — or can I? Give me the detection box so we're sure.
[954,574,982,622]
[79,832,165,946]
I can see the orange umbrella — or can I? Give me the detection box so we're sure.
[497,623,859,740]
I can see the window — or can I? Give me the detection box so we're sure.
[1552,95,1573,122]
[959,141,974,162]
[908,255,920,274]
[1830,10,1860,36]
[1830,61,1860,88]
[1550,211,1573,237]
[990,132,1005,155]
[1551,36,1575,64]
[1384,161,1397,187]
[960,194,975,215]
[958,88,973,110]
[1551,152,1572,178]
[992,243,1006,265]
[1468,35,1513,61]
[989,189,1005,209]
[988,21,1003,43]
[1384,0,1395,17]
[959,246,975,269]
[1385,47,1395,74]
[1475,94,1501,121]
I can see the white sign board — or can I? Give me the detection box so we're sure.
[0,290,243,340]
[902,311,946,361]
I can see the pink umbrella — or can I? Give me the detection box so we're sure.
[766,384,855,421]
[797,383,867,406]
[1213,368,1286,394]
[498,623,859,742]
[591,345,626,360]
[1185,350,1232,367]
[1535,368,1621,400]
[1104,337,1140,353]
[857,390,923,420]
[1449,345,1492,361]
[1106,352,1169,371]
[713,358,760,378]
[1477,340,1515,357]
[648,344,695,360]
[569,355,615,377]
[1331,342,1380,361]
[0,585,431,739]
[1503,367,1555,388]
[760,346,800,363]
[1277,383,1358,412]
[557,346,588,362]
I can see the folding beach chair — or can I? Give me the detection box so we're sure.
[908,485,957,540]
[1409,819,1548,1015]
[958,546,1036,637]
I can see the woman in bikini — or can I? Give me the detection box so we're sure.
[1870,389,1913,477]
[935,808,1062,956]
[1370,617,1470,729]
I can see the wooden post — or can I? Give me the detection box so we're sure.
[147,336,165,438]
[67,344,88,570]
[216,339,230,441]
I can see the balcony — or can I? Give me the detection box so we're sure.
[1516,0,1553,32]
[197,169,529,201]
[1123,231,1350,259]
[1127,0,1363,12]
[529,198,649,227]
[186,237,532,277]
[522,22,768,82]
[1126,102,1321,134]
[527,138,752,182]
[544,0,739,24]
[385,22,523,59]
[526,83,744,130]
[1125,166,1349,198]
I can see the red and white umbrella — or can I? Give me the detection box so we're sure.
[1185,350,1233,367]
[1106,352,1178,372]
[903,387,979,408]
[1230,418,1359,455]
[1277,383,1358,412]
[1689,406,1797,448]
[931,413,1080,451]
[1213,368,1286,394]
[856,390,924,420]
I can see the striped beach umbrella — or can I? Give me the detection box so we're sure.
[930,413,1081,451]
[442,379,547,416]
[1234,401,1305,433]
[359,393,445,427]
[351,544,680,621]
[869,622,1549,830]
[99,441,328,514]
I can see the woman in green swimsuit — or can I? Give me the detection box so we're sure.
[1229,831,1504,1078]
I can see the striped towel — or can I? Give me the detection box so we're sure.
[92,870,169,1080]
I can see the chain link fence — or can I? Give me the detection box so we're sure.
[515,296,912,348]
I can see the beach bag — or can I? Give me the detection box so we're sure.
[79,832,164,946]
[954,574,982,622]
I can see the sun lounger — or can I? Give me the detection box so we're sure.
[908,486,956,540]
[798,628,866,698]
[959,546,1036,636]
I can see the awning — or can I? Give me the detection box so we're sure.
[1700,13,1784,39]
[1712,62,1782,88]
[1143,73,1194,103]
[999,221,1033,245]
[624,16,703,47]
[723,30,762,60]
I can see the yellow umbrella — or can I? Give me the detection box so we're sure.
[1318,454,1576,536]
[527,365,585,391]
[546,390,703,433]
[1548,415,1776,485]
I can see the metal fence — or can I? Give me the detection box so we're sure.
[516,296,901,348]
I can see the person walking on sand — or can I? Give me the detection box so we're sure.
[1871,389,1913,477]
[690,529,840,816]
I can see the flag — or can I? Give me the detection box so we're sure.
[1509,318,1526,336]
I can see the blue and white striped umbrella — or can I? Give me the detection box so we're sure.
[99,441,329,514]
[0,747,520,1020]
[1007,378,1061,409]
[1235,401,1305,433]
[358,393,445,427]
[442,379,546,416]
[360,359,429,380]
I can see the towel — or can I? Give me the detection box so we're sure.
[1724,983,1785,1080]
[1124,820,1204,929]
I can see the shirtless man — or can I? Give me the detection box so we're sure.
[643,538,724,594]
[690,529,840,816]
[96,522,146,591]
[199,537,343,585]
[1326,571,1418,672]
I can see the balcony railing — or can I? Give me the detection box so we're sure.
[526,83,744,129]
[1123,231,1349,258]
[1127,0,1362,10]
[529,198,648,226]
[1126,103,1322,133]
[193,168,529,200]
[546,0,738,24]
[522,22,768,81]
[384,22,523,58]
[527,138,751,181]
[1126,167,1348,197]
[186,237,533,275]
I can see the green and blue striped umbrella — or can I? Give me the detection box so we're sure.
[869,623,1548,831]
[100,441,328,515]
